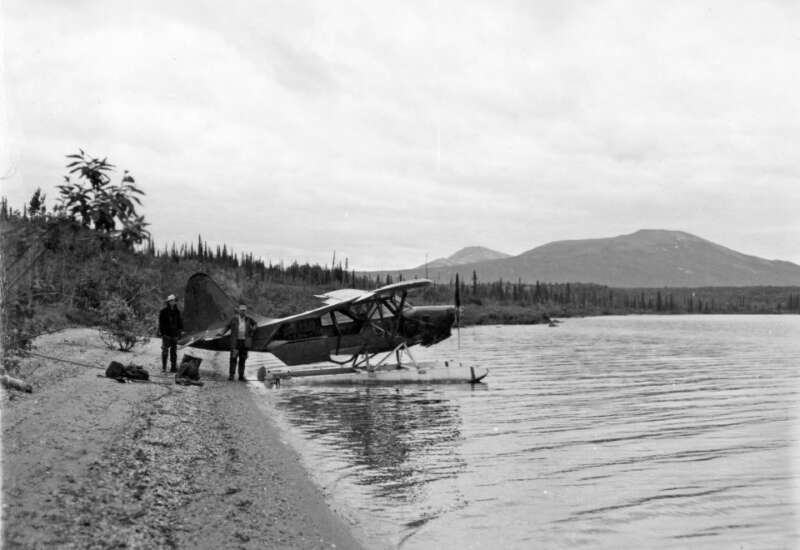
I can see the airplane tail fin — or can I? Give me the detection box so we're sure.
[183,273,237,334]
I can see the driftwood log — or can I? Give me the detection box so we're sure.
[1,374,33,393]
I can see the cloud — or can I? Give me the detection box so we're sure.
[3,0,799,270]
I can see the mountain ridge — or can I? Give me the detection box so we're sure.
[417,246,511,269]
[372,230,800,287]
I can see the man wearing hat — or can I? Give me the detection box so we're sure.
[158,294,183,372]
[228,304,257,381]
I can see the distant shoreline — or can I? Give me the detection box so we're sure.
[459,304,800,327]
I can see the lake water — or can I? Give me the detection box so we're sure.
[257,316,800,549]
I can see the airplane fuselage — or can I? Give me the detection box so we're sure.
[186,304,455,366]
[180,273,456,367]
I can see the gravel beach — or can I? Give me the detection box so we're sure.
[2,328,368,549]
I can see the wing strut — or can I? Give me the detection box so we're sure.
[330,311,342,355]
[395,290,408,338]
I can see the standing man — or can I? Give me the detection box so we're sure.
[229,304,257,381]
[158,294,183,373]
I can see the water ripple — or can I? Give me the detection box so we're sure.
[263,315,800,549]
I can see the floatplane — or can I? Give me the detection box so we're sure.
[179,273,488,385]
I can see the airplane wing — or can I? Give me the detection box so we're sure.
[315,288,371,305]
[315,279,432,306]
[251,280,433,350]
[357,279,432,302]
[261,300,359,326]
[247,296,368,355]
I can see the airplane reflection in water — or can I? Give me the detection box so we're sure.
[277,386,470,502]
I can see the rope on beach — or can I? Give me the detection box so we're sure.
[24,350,106,370]
[21,351,183,386]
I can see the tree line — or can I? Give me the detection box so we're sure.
[2,150,799,360]
[412,271,800,320]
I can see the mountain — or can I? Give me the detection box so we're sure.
[418,246,511,270]
[378,230,800,287]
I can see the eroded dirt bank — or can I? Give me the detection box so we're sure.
[2,328,367,549]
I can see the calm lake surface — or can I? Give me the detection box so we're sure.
[258,316,800,549]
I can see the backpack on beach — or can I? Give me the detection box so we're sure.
[105,361,149,382]
[175,355,204,386]
[176,355,202,380]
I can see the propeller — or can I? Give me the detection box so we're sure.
[454,273,461,350]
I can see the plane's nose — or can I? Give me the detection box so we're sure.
[404,305,455,346]
[431,307,455,344]
[443,306,456,326]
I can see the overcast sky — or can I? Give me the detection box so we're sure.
[3,0,799,270]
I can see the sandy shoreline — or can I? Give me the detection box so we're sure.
[1,328,368,549]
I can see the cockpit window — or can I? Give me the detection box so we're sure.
[321,310,354,326]
[369,303,395,319]
[390,295,413,312]
[318,310,360,336]
[275,317,321,340]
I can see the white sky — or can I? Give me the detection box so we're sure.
[2,0,799,270]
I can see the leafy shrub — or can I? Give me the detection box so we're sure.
[97,295,150,351]
[1,300,43,350]
[0,301,46,376]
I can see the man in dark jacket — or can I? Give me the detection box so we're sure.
[229,304,257,381]
[158,294,183,372]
